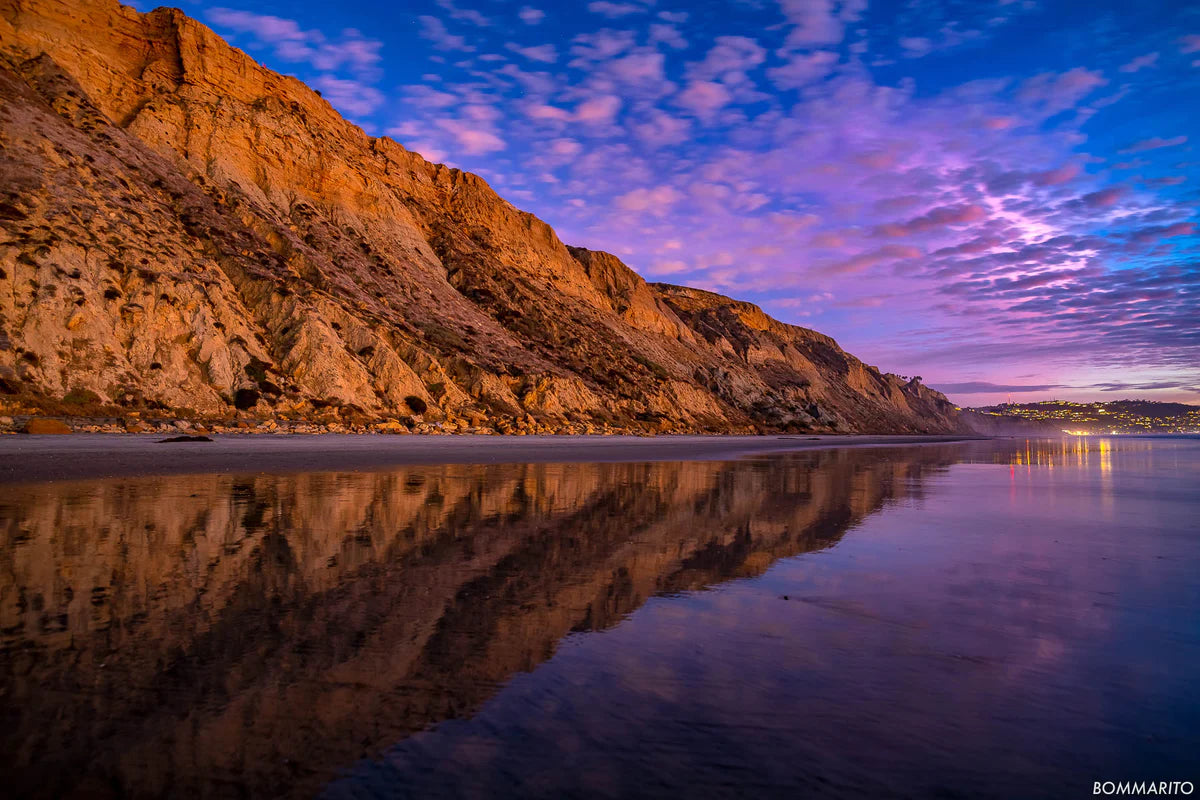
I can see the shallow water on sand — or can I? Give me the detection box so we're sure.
[2,438,1198,798]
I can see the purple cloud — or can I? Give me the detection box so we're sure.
[518,6,545,25]
[587,1,653,19]
[1081,187,1128,207]
[206,8,382,77]
[1119,135,1188,154]
[416,15,474,52]
[1119,52,1159,72]
[1016,68,1107,116]
[936,381,1066,394]
[310,76,383,115]
[778,0,850,47]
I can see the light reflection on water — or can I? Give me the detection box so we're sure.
[2,438,1198,799]
[1004,435,1145,469]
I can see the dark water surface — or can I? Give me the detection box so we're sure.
[2,438,1198,798]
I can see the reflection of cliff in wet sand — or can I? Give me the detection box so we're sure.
[1,446,960,799]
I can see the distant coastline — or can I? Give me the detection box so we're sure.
[969,399,1200,435]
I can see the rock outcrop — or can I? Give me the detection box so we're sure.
[0,0,966,434]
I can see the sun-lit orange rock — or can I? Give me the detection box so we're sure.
[20,417,71,434]
[0,0,967,434]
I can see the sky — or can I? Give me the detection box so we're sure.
[146,0,1198,406]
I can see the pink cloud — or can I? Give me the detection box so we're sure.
[524,103,572,122]
[506,42,558,63]
[207,8,306,45]
[1031,163,1081,186]
[884,204,988,236]
[817,244,923,276]
[810,232,847,248]
[1016,68,1106,116]
[779,0,846,47]
[206,8,382,78]
[616,186,685,215]
[687,36,766,83]
[854,150,899,170]
[1119,135,1188,154]
[631,110,691,147]
[548,138,583,157]
[649,23,688,50]
[404,141,448,164]
[1143,176,1186,187]
[430,115,507,154]
[767,50,838,90]
[435,0,490,26]
[676,81,733,118]
[608,51,667,83]
[310,75,384,116]
[569,29,636,63]
[1129,222,1195,243]
[899,37,933,58]
[587,1,650,19]
[416,15,474,52]
[1081,187,1127,207]
[518,6,545,25]
[575,95,623,124]
[1119,52,1159,73]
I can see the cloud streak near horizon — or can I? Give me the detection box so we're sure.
[194,0,1200,406]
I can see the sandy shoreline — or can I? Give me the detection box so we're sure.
[0,433,991,484]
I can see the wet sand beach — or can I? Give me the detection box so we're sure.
[0,433,984,483]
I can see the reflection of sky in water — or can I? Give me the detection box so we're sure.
[324,438,1200,800]
[2,439,1198,799]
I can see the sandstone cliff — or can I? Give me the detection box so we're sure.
[0,0,965,434]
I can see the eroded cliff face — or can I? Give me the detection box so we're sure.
[0,0,965,434]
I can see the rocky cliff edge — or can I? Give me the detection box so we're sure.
[0,0,969,435]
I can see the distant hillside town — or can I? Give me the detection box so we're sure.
[970,400,1200,435]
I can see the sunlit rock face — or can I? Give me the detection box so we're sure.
[0,446,961,798]
[0,0,965,434]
